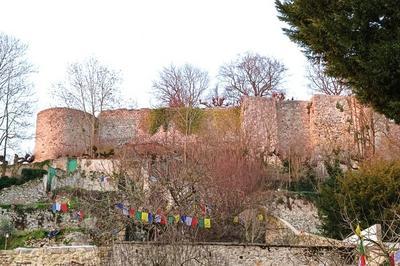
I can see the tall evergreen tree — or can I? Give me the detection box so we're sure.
[276,0,400,122]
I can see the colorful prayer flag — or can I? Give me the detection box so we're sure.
[116,203,124,210]
[155,214,161,223]
[181,215,186,223]
[56,202,61,211]
[79,210,84,221]
[52,203,57,213]
[199,218,204,228]
[161,215,167,225]
[174,215,180,223]
[389,254,395,266]
[141,212,149,222]
[257,214,264,221]
[233,216,239,224]
[200,204,206,215]
[358,255,366,266]
[135,211,142,221]
[168,215,174,224]
[394,250,400,265]
[129,208,135,218]
[148,213,153,224]
[60,203,68,212]
[122,208,129,216]
[355,224,362,238]
[191,217,198,228]
[185,216,192,226]
[204,218,211,229]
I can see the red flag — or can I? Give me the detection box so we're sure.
[129,208,135,218]
[358,255,366,266]
[200,204,206,215]
[78,210,84,221]
[191,217,198,228]
[390,253,395,266]
[60,203,68,212]
[160,215,167,225]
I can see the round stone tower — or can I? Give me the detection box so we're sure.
[34,108,93,161]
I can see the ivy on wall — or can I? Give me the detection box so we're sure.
[149,108,172,135]
[148,107,241,136]
[174,108,205,135]
[148,107,205,135]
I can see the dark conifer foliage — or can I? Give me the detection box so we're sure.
[276,0,400,122]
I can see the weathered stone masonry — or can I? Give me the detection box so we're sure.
[34,95,400,162]
[0,243,353,266]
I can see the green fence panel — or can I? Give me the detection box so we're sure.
[67,158,78,174]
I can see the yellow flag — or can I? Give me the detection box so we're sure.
[141,212,149,222]
[204,218,211,228]
[174,215,180,223]
[233,216,239,224]
[257,214,264,221]
[355,224,362,237]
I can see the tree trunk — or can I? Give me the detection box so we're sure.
[2,80,10,177]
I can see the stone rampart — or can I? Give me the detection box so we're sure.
[241,97,278,152]
[98,108,150,148]
[277,100,311,157]
[34,95,400,162]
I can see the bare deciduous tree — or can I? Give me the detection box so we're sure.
[307,62,350,96]
[0,33,35,171]
[200,86,231,107]
[152,64,209,107]
[54,57,121,156]
[219,52,287,103]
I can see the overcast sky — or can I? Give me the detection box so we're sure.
[1,0,311,113]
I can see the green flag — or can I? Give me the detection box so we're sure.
[135,211,142,221]
[199,218,204,228]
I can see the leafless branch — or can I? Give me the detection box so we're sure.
[219,52,287,103]
[152,64,209,107]
[307,61,350,96]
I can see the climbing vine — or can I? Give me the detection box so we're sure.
[148,108,172,135]
[148,107,205,135]
[148,107,241,136]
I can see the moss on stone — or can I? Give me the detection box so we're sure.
[148,107,205,135]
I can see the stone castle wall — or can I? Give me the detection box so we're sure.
[34,95,400,162]
[98,108,150,148]
[309,95,354,159]
[277,100,311,158]
[241,97,278,153]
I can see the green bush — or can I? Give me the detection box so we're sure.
[315,159,348,239]
[0,176,19,190]
[21,169,47,181]
[316,159,400,240]
[0,169,47,191]
[0,229,47,250]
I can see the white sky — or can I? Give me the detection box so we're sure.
[1,0,310,110]
[0,0,311,154]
